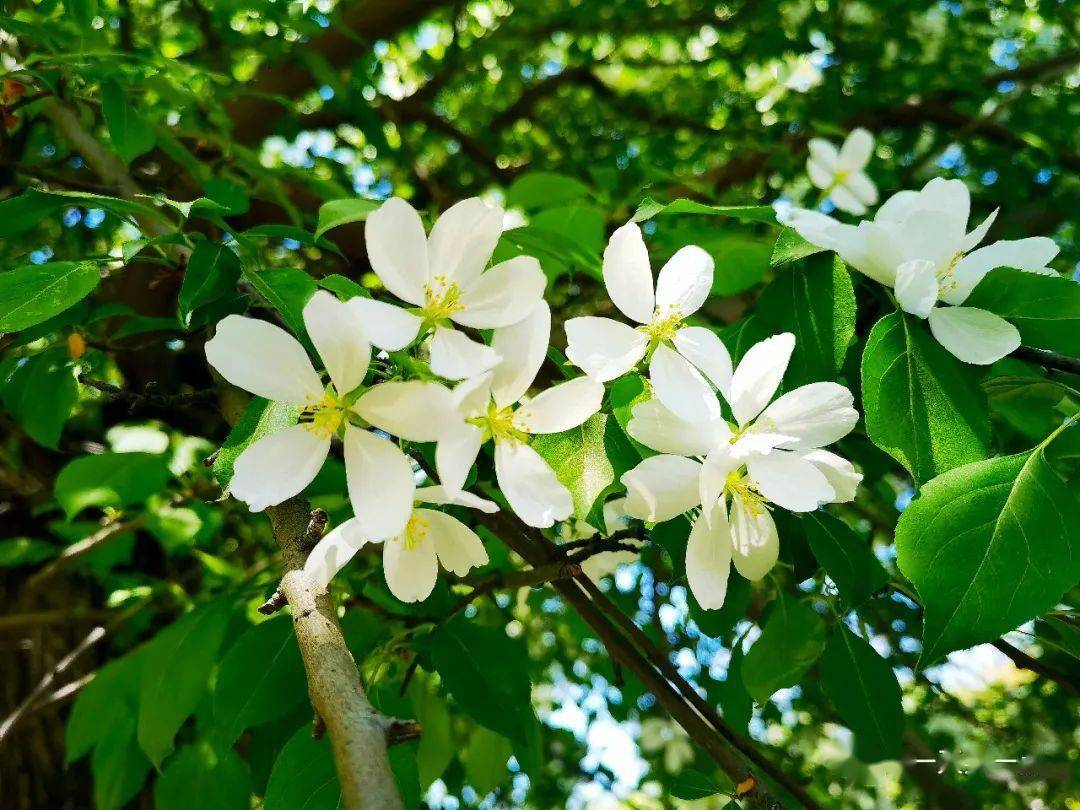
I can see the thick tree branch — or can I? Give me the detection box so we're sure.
[1012,346,1080,376]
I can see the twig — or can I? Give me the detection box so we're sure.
[992,640,1079,695]
[79,374,217,413]
[1012,346,1080,376]
[25,517,143,590]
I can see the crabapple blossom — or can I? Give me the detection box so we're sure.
[806,128,878,215]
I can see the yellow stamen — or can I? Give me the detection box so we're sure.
[422,274,465,328]
[724,470,770,517]
[638,306,685,350]
[467,400,530,445]
[301,388,349,440]
[400,513,429,551]
[936,252,964,295]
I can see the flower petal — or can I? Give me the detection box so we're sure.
[945,237,1061,305]
[807,138,840,177]
[927,306,1020,365]
[513,376,604,435]
[564,316,648,382]
[491,300,550,408]
[829,185,869,216]
[621,455,701,523]
[455,256,546,329]
[415,485,498,513]
[754,381,859,450]
[800,449,861,503]
[649,343,722,424]
[347,297,422,351]
[655,245,714,317]
[427,197,504,289]
[494,442,573,528]
[429,326,500,381]
[840,171,878,207]
[452,373,493,418]
[685,501,733,610]
[343,425,415,540]
[383,526,438,603]
[894,259,939,319]
[918,178,970,231]
[422,508,489,575]
[838,128,874,170]
[435,423,484,494]
[230,425,329,511]
[365,197,428,306]
[602,222,655,324]
[745,451,834,512]
[673,326,732,396]
[354,380,459,442]
[627,397,731,457]
[729,498,778,581]
[960,208,998,253]
[303,518,373,591]
[728,332,795,426]
[303,290,371,395]
[699,446,741,520]
[205,315,323,404]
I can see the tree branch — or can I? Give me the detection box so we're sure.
[1011,346,1080,376]
[25,517,144,590]
[78,374,218,413]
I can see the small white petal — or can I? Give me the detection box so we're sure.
[435,423,484,494]
[673,326,733,396]
[960,209,999,253]
[205,315,323,404]
[564,316,648,382]
[452,373,493,418]
[841,172,878,208]
[383,525,438,603]
[807,156,836,190]
[807,139,840,177]
[494,442,573,528]
[602,222,655,324]
[746,451,834,512]
[429,326,500,381]
[728,333,795,426]
[231,425,329,511]
[800,449,861,503]
[838,128,874,170]
[699,447,741,521]
[513,376,604,435]
[927,306,1021,365]
[415,485,498,513]
[354,381,460,442]
[455,256,546,329]
[649,343,722,424]
[685,501,733,610]
[894,259,939,319]
[627,397,731,457]
[365,197,428,306]
[917,178,971,232]
[620,455,702,523]
[422,508,489,575]
[343,425,415,540]
[303,518,373,591]
[829,185,868,216]
[347,297,422,351]
[491,300,550,408]
[729,498,779,581]
[427,197,504,289]
[754,381,858,450]
[945,237,1061,305]
[303,290,371,395]
[654,245,714,318]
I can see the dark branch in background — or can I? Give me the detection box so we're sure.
[992,640,1079,696]
[78,375,217,413]
[1012,346,1080,376]
[25,517,145,589]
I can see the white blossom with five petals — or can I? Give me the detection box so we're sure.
[357,196,547,379]
[564,222,721,423]
[437,301,605,528]
[806,128,878,215]
[620,332,861,609]
[205,291,458,541]
[789,178,1059,364]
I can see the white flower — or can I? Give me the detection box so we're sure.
[205,291,458,540]
[358,196,547,379]
[806,128,878,215]
[789,178,1060,364]
[564,222,720,423]
[621,333,861,609]
[303,486,496,603]
[438,301,605,528]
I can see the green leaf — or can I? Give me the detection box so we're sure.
[212,398,302,488]
[632,197,776,224]
[213,616,307,744]
[714,643,753,734]
[137,602,233,766]
[755,254,856,387]
[965,268,1080,355]
[55,452,171,518]
[0,537,56,567]
[608,374,653,459]
[861,311,990,485]
[101,80,156,164]
[67,651,143,762]
[204,178,250,216]
[670,768,724,800]
[410,675,454,789]
[67,0,98,28]
[91,713,151,810]
[242,224,343,255]
[497,224,601,277]
[314,197,380,240]
[820,625,905,763]
[318,273,369,300]
[264,723,340,810]
[1,350,78,447]
[1035,616,1080,661]
[178,241,241,327]
[154,744,251,810]
[430,616,536,745]
[532,412,640,532]
[802,512,888,611]
[506,171,590,210]
[242,267,318,340]
[771,226,826,266]
[463,726,512,794]
[0,262,100,333]
[895,444,1080,664]
[741,594,826,703]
